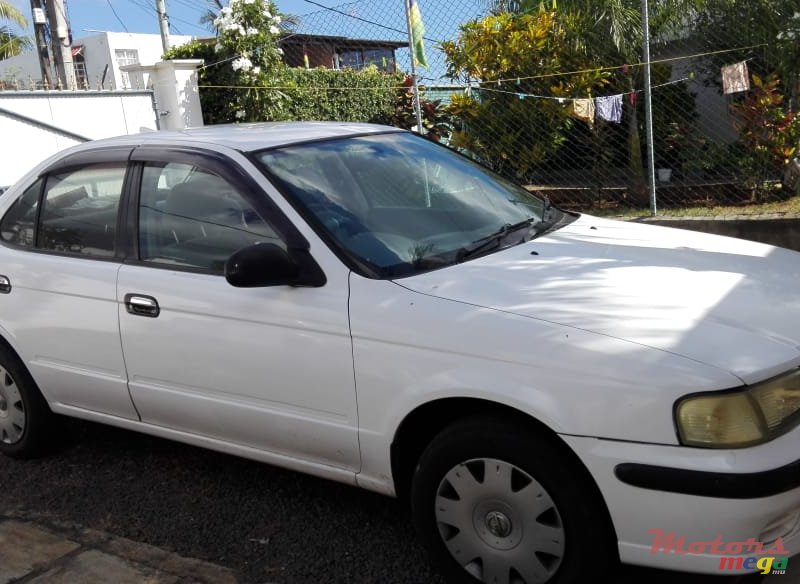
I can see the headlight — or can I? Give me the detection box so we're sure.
[675,369,800,448]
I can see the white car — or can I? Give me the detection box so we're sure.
[0,122,798,584]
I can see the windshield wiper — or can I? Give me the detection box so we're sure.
[456,217,539,262]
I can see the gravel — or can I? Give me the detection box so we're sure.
[0,420,766,584]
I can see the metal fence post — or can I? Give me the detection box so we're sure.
[403,0,424,134]
[641,0,658,215]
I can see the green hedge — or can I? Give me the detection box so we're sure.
[279,67,403,124]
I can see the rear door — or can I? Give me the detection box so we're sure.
[116,147,360,472]
[0,149,138,419]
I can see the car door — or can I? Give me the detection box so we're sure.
[0,149,138,419]
[116,147,360,472]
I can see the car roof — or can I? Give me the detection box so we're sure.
[87,122,404,152]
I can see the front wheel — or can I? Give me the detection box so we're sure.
[411,417,615,584]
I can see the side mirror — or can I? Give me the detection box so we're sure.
[225,243,326,288]
[225,243,299,287]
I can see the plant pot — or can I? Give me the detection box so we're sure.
[657,168,672,183]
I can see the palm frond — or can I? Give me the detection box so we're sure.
[0,26,32,60]
[0,1,27,28]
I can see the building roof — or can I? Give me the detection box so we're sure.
[279,33,408,49]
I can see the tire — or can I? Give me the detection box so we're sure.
[0,344,56,458]
[411,416,616,584]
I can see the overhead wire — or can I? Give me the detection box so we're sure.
[300,0,440,42]
[105,0,129,32]
[125,0,206,35]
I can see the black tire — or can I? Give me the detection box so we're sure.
[411,416,616,584]
[0,344,57,458]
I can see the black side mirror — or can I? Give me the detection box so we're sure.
[224,243,325,288]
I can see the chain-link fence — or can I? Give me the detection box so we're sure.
[289,0,800,216]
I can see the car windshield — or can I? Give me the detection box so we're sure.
[254,132,567,278]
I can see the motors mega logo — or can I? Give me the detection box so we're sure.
[648,529,789,575]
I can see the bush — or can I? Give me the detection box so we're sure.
[279,67,403,123]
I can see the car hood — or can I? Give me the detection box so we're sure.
[396,214,800,384]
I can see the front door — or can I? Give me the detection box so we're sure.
[116,151,360,472]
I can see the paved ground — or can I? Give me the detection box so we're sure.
[0,515,236,583]
[0,419,794,583]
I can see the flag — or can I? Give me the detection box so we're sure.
[408,0,428,68]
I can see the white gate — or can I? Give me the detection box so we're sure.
[0,89,159,187]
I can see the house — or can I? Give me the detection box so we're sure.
[278,33,407,73]
[0,31,194,89]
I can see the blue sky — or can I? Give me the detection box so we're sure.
[5,0,323,38]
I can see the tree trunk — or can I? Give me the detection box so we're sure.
[626,94,649,207]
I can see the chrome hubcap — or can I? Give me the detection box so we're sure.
[0,366,25,445]
[435,458,565,584]
[486,511,512,538]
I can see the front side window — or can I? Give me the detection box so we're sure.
[38,164,126,257]
[255,132,563,278]
[138,162,282,273]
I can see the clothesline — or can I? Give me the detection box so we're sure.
[471,76,692,101]
[466,42,766,86]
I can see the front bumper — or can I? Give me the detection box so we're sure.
[563,426,800,575]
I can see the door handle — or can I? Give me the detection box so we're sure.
[124,294,160,318]
[0,275,10,294]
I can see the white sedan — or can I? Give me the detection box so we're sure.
[0,122,798,584]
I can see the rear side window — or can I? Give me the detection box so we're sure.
[37,164,127,257]
[1,180,42,247]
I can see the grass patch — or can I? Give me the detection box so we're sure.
[584,194,800,219]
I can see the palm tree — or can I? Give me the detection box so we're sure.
[0,0,31,60]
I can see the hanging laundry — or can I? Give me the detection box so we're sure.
[595,94,623,123]
[721,61,749,94]
[571,98,595,126]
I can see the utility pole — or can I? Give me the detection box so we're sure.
[28,0,52,88]
[155,0,171,53]
[46,0,76,89]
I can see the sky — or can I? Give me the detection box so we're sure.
[4,0,323,38]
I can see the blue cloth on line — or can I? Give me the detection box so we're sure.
[595,94,623,123]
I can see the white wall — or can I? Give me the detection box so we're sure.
[0,91,157,186]
[658,38,738,144]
